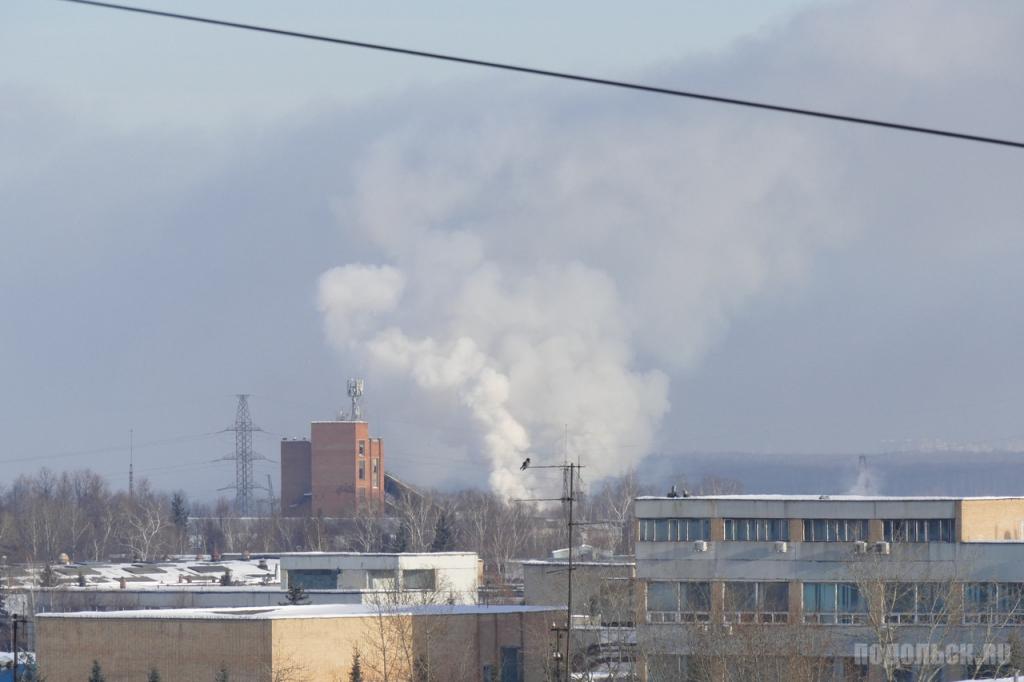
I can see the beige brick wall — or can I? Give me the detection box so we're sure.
[38,617,273,682]
[38,610,560,682]
[959,499,1024,541]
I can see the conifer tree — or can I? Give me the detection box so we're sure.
[148,667,161,682]
[214,665,229,682]
[38,564,59,588]
[431,510,455,552]
[391,523,409,553]
[88,660,106,682]
[170,492,189,531]
[349,650,363,682]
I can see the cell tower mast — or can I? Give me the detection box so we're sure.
[347,378,364,421]
[221,394,266,516]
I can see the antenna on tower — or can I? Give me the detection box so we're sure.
[347,378,364,421]
[220,394,269,516]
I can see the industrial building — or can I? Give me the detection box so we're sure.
[36,602,563,682]
[281,380,386,517]
[636,494,1024,681]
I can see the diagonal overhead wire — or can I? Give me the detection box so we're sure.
[56,0,1024,150]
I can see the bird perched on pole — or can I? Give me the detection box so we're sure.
[520,457,531,470]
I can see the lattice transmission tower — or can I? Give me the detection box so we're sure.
[220,394,267,516]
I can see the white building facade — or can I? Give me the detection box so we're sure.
[280,551,480,604]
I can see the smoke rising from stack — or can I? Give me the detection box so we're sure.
[316,92,851,497]
[316,1,1024,496]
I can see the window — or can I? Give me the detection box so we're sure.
[358,440,366,456]
[358,459,366,481]
[637,518,710,542]
[646,581,710,623]
[885,583,949,624]
[965,582,1024,624]
[372,458,380,488]
[367,569,396,590]
[724,582,789,623]
[883,519,954,542]
[724,518,789,541]
[803,583,866,624]
[803,519,869,542]
[402,569,436,590]
[289,569,338,590]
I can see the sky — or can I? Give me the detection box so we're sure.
[3,0,1023,501]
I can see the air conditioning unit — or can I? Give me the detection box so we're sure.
[874,541,891,555]
[853,541,868,554]
[774,541,788,553]
[694,540,709,552]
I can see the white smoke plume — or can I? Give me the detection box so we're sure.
[315,93,851,497]
[847,463,879,496]
[315,0,1024,496]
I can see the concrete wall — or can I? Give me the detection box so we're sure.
[637,539,1024,582]
[522,562,634,622]
[636,497,962,521]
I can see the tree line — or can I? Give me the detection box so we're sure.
[0,466,740,576]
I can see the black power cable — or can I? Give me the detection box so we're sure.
[57,0,1024,150]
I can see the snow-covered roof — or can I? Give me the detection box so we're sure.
[280,551,477,557]
[518,560,635,568]
[2,557,279,591]
[38,603,562,621]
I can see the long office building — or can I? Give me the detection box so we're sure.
[636,495,1024,681]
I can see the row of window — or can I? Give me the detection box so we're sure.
[725,518,788,541]
[884,518,954,542]
[647,581,1024,625]
[647,655,869,682]
[639,518,956,543]
[290,568,435,591]
[638,518,711,542]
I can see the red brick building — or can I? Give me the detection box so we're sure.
[281,419,384,517]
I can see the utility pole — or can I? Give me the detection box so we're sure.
[11,612,26,682]
[128,428,134,499]
[518,460,583,682]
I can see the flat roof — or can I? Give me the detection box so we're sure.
[518,560,635,567]
[280,552,477,557]
[38,603,561,621]
[637,495,1024,501]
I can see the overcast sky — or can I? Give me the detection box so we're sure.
[3,0,1023,500]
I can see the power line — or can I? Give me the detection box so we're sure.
[0,430,225,466]
[56,0,1024,150]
